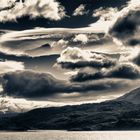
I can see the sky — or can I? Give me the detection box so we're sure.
[0,0,140,113]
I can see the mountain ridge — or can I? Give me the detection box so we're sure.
[0,87,140,131]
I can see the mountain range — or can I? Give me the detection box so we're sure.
[0,87,140,131]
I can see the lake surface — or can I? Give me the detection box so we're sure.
[0,131,140,140]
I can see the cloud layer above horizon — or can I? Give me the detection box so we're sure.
[0,0,140,113]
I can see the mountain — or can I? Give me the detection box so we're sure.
[0,87,140,131]
[117,87,140,104]
[0,90,140,131]
[0,101,139,131]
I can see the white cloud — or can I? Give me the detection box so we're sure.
[90,0,140,35]
[0,27,102,43]
[93,7,118,21]
[0,0,16,9]
[128,0,140,8]
[52,39,68,48]
[90,7,119,33]
[73,34,88,44]
[73,4,87,16]
[0,0,65,22]
[57,47,116,69]
[0,61,24,74]
[0,27,104,57]
[119,47,140,62]
[57,47,92,63]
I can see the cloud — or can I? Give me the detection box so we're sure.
[90,0,140,36]
[0,0,65,22]
[0,60,24,74]
[57,47,116,69]
[0,0,129,30]
[132,52,140,66]
[127,39,140,46]
[1,71,124,98]
[90,7,119,33]
[2,71,66,98]
[52,39,68,48]
[73,34,88,44]
[0,27,104,57]
[118,47,140,62]
[109,0,140,46]
[71,63,140,82]
[73,4,88,16]
[93,7,118,21]
[0,0,16,10]
[0,97,67,113]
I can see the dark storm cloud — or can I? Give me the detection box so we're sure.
[2,71,67,98]
[1,71,123,98]
[127,39,140,46]
[71,63,140,82]
[109,8,140,46]
[58,61,115,69]
[109,10,139,38]
[132,53,140,66]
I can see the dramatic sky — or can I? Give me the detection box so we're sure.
[0,0,140,113]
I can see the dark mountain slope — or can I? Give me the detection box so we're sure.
[1,86,140,131]
[0,101,139,131]
[117,87,140,104]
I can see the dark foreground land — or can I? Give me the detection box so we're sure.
[0,88,140,131]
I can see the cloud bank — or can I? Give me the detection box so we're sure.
[57,47,116,69]
[0,0,65,22]
[1,71,124,98]
[71,63,140,82]
[109,0,140,47]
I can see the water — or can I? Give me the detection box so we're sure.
[0,131,140,140]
